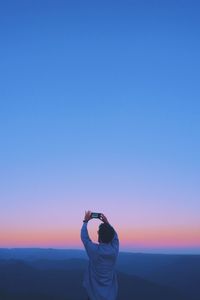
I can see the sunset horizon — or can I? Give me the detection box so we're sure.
[1,1,200,257]
[1,222,200,253]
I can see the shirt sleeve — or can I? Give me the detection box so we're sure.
[81,222,98,259]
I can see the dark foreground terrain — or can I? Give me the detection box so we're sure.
[0,249,199,300]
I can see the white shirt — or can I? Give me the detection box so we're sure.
[81,222,119,300]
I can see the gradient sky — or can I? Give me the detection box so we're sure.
[0,0,200,253]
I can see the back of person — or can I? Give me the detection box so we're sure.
[81,211,119,300]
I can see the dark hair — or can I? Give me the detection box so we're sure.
[98,223,115,244]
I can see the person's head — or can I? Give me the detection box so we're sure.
[98,223,115,244]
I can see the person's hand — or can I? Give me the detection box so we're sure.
[100,213,109,224]
[84,210,92,222]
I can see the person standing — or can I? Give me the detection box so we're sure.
[81,211,119,300]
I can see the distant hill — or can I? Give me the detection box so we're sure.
[117,252,200,299]
[0,260,86,300]
[0,248,200,299]
[0,248,86,261]
[0,259,186,300]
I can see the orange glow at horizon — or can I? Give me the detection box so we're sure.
[119,227,200,248]
[1,226,200,249]
[0,228,80,248]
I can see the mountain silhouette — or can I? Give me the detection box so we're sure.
[0,249,199,299]
[0,258,188,300]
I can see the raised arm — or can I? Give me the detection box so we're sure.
[111,230,119,251]
[80,211,98,258]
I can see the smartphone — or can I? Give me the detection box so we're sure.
[91,212,102,219]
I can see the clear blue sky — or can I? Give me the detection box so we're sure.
[0,0,200,253]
